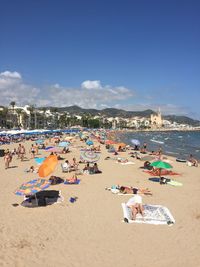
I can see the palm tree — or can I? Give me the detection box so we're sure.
[27,105,35,129]
[41,107,47,129]
[10,101,15,112]
[21,111,29,129]
[15,108,23,127]
[0,107,9,128]
[9,101,16,128]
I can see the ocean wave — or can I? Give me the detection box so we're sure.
[150,139,164,144]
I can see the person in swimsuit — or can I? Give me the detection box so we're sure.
[126,195,144,220]
[119,186,152,195]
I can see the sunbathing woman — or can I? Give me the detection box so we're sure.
[119,186,152,196]
[65,174,78,184]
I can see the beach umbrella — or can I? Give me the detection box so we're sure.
[34,157,46,165]
[86,140,93,146]
[38,155,58,177]
[131,139,140,146]
[15,179,51,196]
[58,141,69,147]
[45,146,54,150]
[45,147,62,153]
[80,150,100,163]
[105,140,116,145]
[35,139,44,144]
[115,142,126,148]
[150,160,172,177]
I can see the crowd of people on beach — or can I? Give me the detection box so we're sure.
[1,129,199,220]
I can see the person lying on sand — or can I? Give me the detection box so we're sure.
[65,174,78,184]
[119,186,152,196]
[26,166,38,173]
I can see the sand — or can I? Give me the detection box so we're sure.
[0,137,200,267]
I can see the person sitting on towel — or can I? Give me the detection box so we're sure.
[188,154,198,167]
[126,195,144,220]
[83,163,91,173]
[119,186,152,195]
[90,163,102,174]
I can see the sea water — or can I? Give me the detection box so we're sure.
[117,130,200,160]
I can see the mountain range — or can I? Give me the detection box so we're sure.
[46,105,200,126]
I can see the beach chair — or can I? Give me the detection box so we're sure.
[61,163,70,173]
[61,163,76,173]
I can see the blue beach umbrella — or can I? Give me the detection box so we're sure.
[131,139,140,146]
[35,139,44,144]
[86,140,93,146]
[45,146,54,150]
[58,141,69,147]
[34,157,46,165]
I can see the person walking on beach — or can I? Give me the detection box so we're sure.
[30,144,36,159]
[35,143,39,155]
[4,152,11,169]
[17,144,22,159]
[20,145,26,161]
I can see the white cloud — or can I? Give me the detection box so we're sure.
[0,70,194,118]
[120,103,190,116]
[0,71,134,109]
[53,83,60,89]
[81,80,102,90]
[0,71,40,105]
[0,71,21,79]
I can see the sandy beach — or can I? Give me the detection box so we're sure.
[0,136,200,267]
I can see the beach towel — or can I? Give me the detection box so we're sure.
[144,169,180,176]
[64,179,81,185]
[121,203,175,225]
[15,179,51,196]
[120,162,135,165]
[148,178,183,187]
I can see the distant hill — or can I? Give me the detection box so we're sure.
[163,115,200,126]
[44,105,200,126]
[50,105,157,118]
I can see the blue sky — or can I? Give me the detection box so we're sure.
[0,0,200,119]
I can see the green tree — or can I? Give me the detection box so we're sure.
[88,119,100,128]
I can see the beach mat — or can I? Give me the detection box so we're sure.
[148,178,183,187]
[64,179,81,185]
[167,180,183,187]
[121,203,175,225]
[144,170,180,176]
[120,162,135,165]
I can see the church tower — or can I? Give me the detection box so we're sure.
[150,108,162,127]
